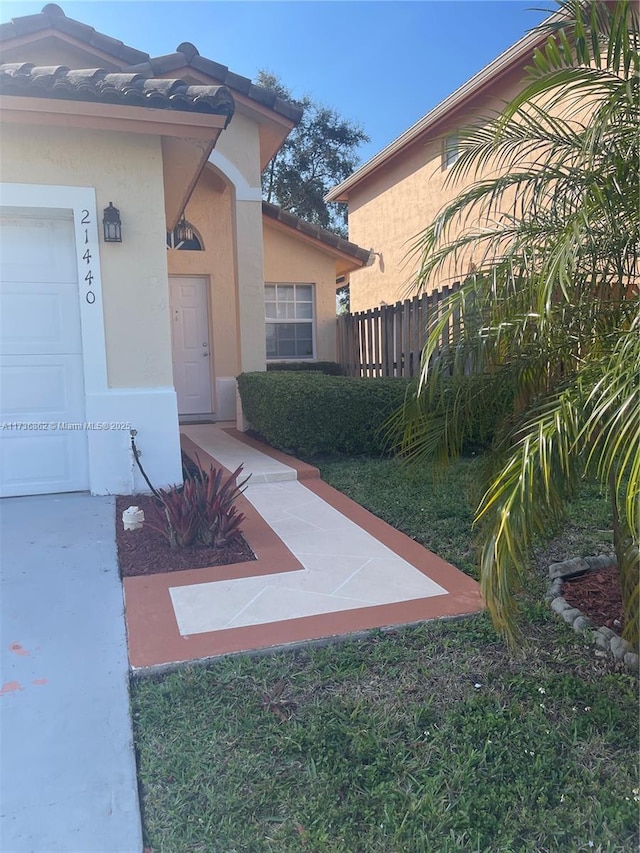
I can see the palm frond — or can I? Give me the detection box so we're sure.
[475,387,586,640]
[399,0,640,646]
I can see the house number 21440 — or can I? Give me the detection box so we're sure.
[80,209,96,304]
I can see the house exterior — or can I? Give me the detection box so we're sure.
[0,3,369,498]
[326,14,558,312]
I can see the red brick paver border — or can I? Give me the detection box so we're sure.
[123,433,483,670]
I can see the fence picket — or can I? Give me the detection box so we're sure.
[402,300,410,377]
[394,304,402,377]
[365,310,374,377]
[337,285,460,378]
[373,307,381,376]
[411,295,420,376]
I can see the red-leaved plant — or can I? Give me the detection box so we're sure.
[147,457,249,549]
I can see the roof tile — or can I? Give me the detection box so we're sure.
[190,54,230,82]
[53,15,96,42]
[176,42,199,62]
[272,97,302,122]
[0,4,301,125]
[138,53,188,75]
[88,31,135,60]
[10,13,48,37]
[246,83,276,109]
[0,5,149,64]
[0,62,235,121]
[222,70,251,95]
[261,201,371,264]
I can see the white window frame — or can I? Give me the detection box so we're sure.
[443,132,459,169]
[265,282,316,361]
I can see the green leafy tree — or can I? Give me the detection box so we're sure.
[336,283,350,315]
[391,0,639,647]
[257,71,369,237]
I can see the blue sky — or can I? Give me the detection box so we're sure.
[2,1,553,166]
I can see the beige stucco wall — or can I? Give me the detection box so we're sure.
[167,168,339,415]
[262,222,338,362]
[167,168,240,412]
[0,122,172,387]
[215,111,262,189]
[213,115,266,377]
[346,63,533,311]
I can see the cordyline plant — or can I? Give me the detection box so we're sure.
[147,458,250,550]
[390,0,639,648]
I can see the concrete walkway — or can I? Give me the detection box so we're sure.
[124,425,482,669]
[0,494,142,853]
[175,425,446,632]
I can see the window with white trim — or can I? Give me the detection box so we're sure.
[443,132,459,169]
[265,283,314,359]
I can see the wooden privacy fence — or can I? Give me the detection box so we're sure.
[337,284,461,378]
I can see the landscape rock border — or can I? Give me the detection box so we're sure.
[545,554,638,674]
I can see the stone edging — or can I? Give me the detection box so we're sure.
[545,554,638,673]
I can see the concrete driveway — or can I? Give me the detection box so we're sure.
[0,493,142,853]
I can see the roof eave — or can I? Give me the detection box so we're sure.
[262,202,371,271]
[325,8,563,203]
[0,94,230,138]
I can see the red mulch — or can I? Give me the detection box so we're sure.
[562,566,625,632]
[115,493,255,578]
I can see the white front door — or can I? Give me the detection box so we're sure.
[0,213,89,496]
[169,276,213,415]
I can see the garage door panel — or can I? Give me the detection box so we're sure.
[0,431,88,497]
[0,216,77,283]
[0,356,86,418]
[0,212,89,496]
[0,281,82,355]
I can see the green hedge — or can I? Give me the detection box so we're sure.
[237,372,413,457]
[266,361,343,375]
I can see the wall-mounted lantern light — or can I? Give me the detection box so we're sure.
[174,215,193,247]
[103,202,122,243]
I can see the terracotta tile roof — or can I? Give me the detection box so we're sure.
[0,3,147,66]
[262,201,371,265]
[127,44,303,124]
[0,4,302,124]
[0,62,235,119]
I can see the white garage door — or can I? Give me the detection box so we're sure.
[0,213,89,496]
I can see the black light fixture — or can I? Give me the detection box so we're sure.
[174,215,193,247]
[103,202,122,243]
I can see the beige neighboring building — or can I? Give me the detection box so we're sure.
[326,16,557,312]
[0,3,369,498]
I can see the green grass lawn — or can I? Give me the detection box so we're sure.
[132,456,638,853]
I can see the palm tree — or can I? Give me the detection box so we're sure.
[392,0,639,647]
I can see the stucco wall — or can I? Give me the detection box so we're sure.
[167,170,339,418]
[166,167,241,418]
[346,63,532,311]
[213,116,267,379]
[215,111,262,189]
[168,169,239,378]
[262,222,337,362]
[0,123,172,387]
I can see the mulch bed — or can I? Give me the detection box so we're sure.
[116,451,256,577]
[563,565,625,632]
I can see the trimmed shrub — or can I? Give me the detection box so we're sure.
[266,361,344,375]
[237,371,413,457]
